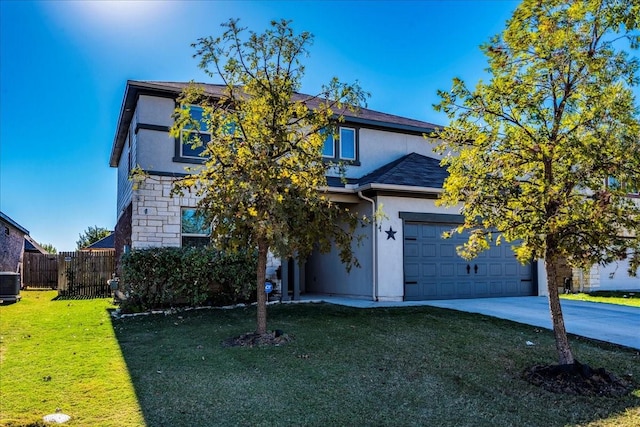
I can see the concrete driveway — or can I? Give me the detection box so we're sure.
[300,295,640,350]
[423,297,640,350]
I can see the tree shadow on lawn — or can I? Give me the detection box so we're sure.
[107,303,640,427]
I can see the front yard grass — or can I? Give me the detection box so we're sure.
[561,290,640,307]
[1,291,639,426]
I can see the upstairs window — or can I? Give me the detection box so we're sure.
[181,208,210,247]
[607,176,639,195]
[179,106,211,160]
[322,126,358,162]
[339,127,356,161]
[321,130,335,158]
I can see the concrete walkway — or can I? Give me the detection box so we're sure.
[297,295,640,350]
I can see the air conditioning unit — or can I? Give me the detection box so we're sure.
[0,272,21,303]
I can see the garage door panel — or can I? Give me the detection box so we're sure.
[405,223,419,238]
[405,263,419,278]
[422,244,436,257]
[404,221,534,300]
[420,225,437,238]
[440,263,456,277]
[504,263,517,276]
[474,281,489,296]
[421,263,437,277]
[489,263,502,276]
[456,264,469,277]
[440,244,456,257]
[405,242,419,258]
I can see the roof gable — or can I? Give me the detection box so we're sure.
[0,211,29,235]
[357,153,448,189]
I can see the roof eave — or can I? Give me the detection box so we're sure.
[356,183,443,194]
[341,116,437,136]
[319,183,443,195]
[109,81,182,168]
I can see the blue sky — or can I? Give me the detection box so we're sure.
[0,0,523,251]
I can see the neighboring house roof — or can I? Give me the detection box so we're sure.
[24,235,48,254]
[110,80,442,167]
[0,211,29,235]
[83,232,115,250]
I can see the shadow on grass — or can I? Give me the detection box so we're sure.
[109,303,640,427]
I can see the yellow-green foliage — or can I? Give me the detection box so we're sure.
[171,19,369,266]
[169,19,369,333]
[434,0,640,273]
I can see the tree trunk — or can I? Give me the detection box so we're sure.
[545,242,575,366]
[255,238,268,335]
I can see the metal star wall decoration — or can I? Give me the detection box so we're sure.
[385,226,397,240]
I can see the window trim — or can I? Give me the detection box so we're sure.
[322,125,360,165]
[180,207,211,247]
[174,105,211,163]
[606,176,639,197]
[339,127,356,161]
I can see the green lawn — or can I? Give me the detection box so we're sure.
[1,291,639,426]
[561,290,640,307]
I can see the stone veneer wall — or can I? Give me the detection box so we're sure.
[571,266,602,292]
[132,175,281,279]
[131,176,194,248]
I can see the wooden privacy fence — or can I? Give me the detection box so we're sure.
[23,252,58,289]
[22,251,116,298]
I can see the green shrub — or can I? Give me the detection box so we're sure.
[119,246,257,312]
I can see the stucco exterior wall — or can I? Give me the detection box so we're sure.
[305,202,373,298]
[135,95,200,175]
[137,95,174,127]
[328,129,441,180]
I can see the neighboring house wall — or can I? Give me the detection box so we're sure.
[578,257,640,291]
[0,218,25,273]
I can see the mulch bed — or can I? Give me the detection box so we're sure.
[222,330,293,348]
[522,360,634,397]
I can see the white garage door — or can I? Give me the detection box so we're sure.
[403,221,535,301]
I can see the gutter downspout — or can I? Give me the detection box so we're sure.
[358,191,377,301]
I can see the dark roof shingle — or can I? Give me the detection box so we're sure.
[357,153,448,189]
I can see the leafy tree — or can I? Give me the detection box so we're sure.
[434,0,639,366]
[39,243,57,254]
[171,19,368,335]
[76,226,111,250]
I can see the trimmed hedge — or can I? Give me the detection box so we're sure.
[119,246,257,312]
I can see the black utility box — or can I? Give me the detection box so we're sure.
[0,272,21,303]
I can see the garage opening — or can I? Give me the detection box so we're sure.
[402,215,535,301]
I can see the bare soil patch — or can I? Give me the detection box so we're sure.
[221,330,293,348]
[522,360,634,396]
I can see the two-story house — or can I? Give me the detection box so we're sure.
[110,80,546,302]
